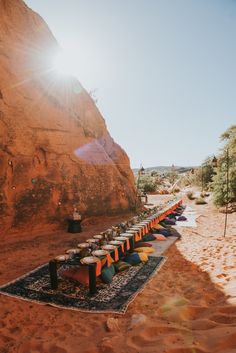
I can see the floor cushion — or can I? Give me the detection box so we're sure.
[154,234,167,241]
[134,242,152,248]
[101,264,115,284]
[177,216,187,221]
[135,247,155,253]
[124,253,141,265]
[155,229,171,236]
[168,214,177,219]
[142,234,156,241]
[163,218,176,225]
[153,224,165,230]
[114,261,131,272]
[138,252,149,262]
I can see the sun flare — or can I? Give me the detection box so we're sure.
[53,50,77,76]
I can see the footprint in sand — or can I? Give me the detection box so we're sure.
[191,319,219,330]
[216,273,227,279]
[48,345,68,353]
[210,313,236,324]
[165,347,208,353]
[129,333,156,347]
[180,305,208,320]
[138,325,190,339]
[223,265,235,270]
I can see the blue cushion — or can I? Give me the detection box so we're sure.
[155,229,171,237]
[163,218,176,225]
[124,253,141,265]
[142,234,156,241]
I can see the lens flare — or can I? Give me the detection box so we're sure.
[53,50,75,76]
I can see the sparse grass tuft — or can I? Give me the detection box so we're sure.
[195,198,207,205]
[187,191,195,200]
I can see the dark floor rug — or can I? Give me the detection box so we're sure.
[0,256,166,314]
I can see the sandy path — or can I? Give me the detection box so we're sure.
[0,197,236,353]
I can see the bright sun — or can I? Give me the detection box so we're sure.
[53,50,76,76]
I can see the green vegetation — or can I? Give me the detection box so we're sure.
[183,125,236,209]
[212,125,236,207]
[166,169,178,185]
[137,175,157,194]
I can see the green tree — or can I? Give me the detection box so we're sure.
[184,157,215,190]
[201,157,215,190]
[213,125,236,207]
[137,175,157,194]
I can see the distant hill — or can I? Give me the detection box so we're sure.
[132,166,196,175]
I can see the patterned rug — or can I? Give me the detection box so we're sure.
[0,256,166,314]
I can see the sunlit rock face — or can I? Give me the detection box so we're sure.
[0,0,136,235]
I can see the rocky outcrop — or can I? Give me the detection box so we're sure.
[0,0,136,235]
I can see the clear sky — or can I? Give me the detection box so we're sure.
[25,0,236,168]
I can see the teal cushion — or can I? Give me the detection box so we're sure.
[109,264,115,275]
[101,264,115,284]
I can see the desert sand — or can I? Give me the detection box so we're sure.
[0,195,236,353]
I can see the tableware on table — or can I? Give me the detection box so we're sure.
[114,236,127,241]
[101,244,117,251]
[109,240,123,246]
[86,238,99,244]
[77,242,90,249]
[66,248,81,255]
[92,249,109,257]
[93,234,103,240]
[80,256,100,265]
[55,254,70,262]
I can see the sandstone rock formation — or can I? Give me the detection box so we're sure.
[0,0,136,236]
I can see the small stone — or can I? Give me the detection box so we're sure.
[106,318,120,332]
[129,314,147,329]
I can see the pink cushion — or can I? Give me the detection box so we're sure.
[134,242,152,248]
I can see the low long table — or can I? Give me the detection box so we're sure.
[49,199,183,295]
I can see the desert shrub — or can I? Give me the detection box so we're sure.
[195,198,207,205]
[166,169,178,184]
[213,166,236,206]
[151,171,158,176]
[185,158,215,190]
[187,191,195,200]
[137,176,157,194]
[142,181,156,193]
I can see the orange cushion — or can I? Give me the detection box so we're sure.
[154,234,167,241]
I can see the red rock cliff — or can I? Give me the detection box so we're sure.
[0,0,136,235]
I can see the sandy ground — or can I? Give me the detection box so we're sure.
[0,195,236,353]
